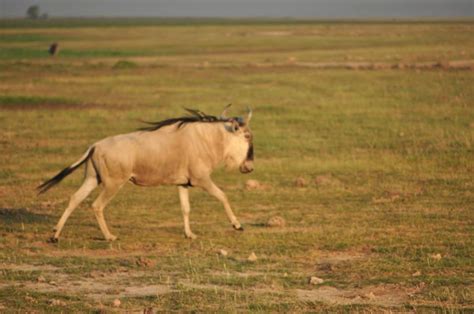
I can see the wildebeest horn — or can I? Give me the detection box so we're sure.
[220,104,232,119]
[245,106,252,125]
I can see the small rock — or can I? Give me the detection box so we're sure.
[113,299,121,307]
[219,249,228,257]
[430,253,442,260]
[412,271,421,277]
[267,216,286,228]
[245,179,261,190]
[25,296,36,303]
[37,275,46,283]
[308,276,324,285]
[294,177,307,187]
[143,307,155,314]
[363,292,376,300]
[247,252,258,262]
[49,299,66,306]
[136,257,156,268]
[317,263,334,272]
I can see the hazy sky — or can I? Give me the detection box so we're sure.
[1,0,473,18]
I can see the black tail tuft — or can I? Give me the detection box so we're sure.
[37,166,75,195]
[37,147,95,195]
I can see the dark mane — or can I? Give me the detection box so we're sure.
[139,108,230,132]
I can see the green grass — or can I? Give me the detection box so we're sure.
[0,95,75,106]
[0,18,473,312]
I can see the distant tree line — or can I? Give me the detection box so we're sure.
[26,5,49,19]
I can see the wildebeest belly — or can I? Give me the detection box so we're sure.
[130,156,188,186]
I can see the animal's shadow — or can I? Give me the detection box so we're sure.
[247,222,267,228]
[0,207,52,224]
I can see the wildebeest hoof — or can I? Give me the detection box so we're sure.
[233,225,244,231]
[105,235,117,241]
[48,237,59,243]
[185,232,197,240]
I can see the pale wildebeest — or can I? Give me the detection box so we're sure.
[38,106,254,242]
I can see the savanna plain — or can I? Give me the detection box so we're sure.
[0,18,473,312]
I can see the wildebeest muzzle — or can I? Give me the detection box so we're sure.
[239,161,254,173]
[239,144,254,173]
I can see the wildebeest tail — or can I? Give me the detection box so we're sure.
[37,147,95,195]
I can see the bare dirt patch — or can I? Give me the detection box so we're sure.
[247,226,313,234]
[0,254,425,310]
[308,250,367,264]
[4,265,172,301]
[120,285,171,298]
[0,263,59,272]
[41,248,157,259]
[296,283,423,307]
[210,270,268,278]
[257,31,292,37]
[249,59,474,71]
[178,280,285,296]
[310,60,474,70]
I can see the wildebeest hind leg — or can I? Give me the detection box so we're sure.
[91,183,122,241]
[52,175,98,242]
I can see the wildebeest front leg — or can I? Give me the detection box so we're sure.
[199,179,243,231]
[178,186,197,239]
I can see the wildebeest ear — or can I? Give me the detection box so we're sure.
[224,118,240,133]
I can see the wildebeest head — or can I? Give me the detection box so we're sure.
[222,106,254,174]
[139,105,255,174]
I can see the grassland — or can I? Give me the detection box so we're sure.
[0,18,473,312]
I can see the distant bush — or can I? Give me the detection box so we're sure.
[26,5,40,19]
[26,5,48,19]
